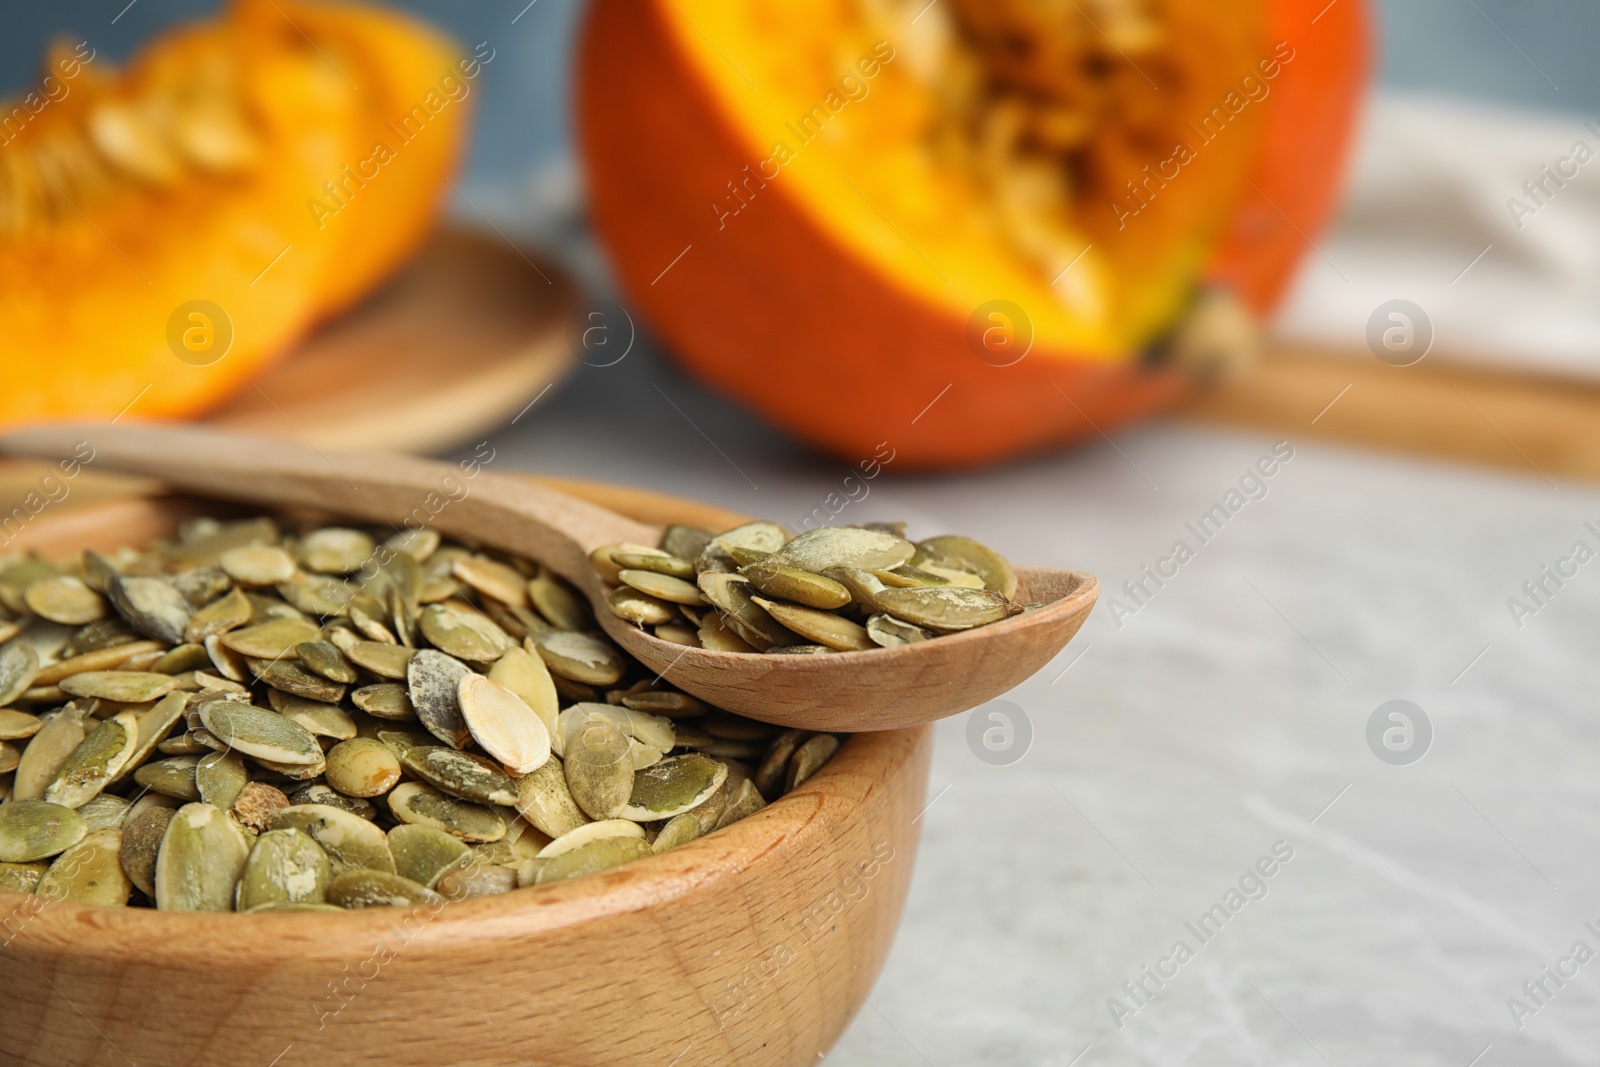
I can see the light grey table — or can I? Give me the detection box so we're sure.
[460,342,1600,1067]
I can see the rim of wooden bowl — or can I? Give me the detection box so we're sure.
[0,476,925,959]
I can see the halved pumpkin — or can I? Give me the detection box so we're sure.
[579,0,1368,468]
[0,0,468,427]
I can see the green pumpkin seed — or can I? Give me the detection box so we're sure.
[653,623,701,647]
[695,574,796,650]
[293,640,357,683]
[589,543,671,585]
[154,802,250,911]
[236,828,331,910]
[407,649,472,748]
[787,734,842,791]
[866,613,931,648]
[613,552,694,579]
[619,754,727,822]
[661,524,713,562]
[651,813,705,853]
[219,544,297,586]
[755,730,807,799]
[512,756,589,839]
[119,805,174,896]
[76,793,132,832]
[199,701,323,766]
[384,527,440,562]
[387,782,506,842]
[419,604,512,662]
[297,528,375,575]
[451,555,528,607]
[562,718,634,821]
[0,641,40,705]
[916,535,1018,597]
[529,631,625,687]
[739,561,853,610]
[244,900,345,913]
[107,575,193,645]
[285,786,378,823]
[275,575,356,617]
[346,641,415,679]
[45,711,139,808]
[872,585,1011,631]
[0,742,16,774]
[184,588,252,643]
[324,738,401,798]
[387,824,471,888]
[24,575,106,625]
[711,522,790,557]
[620,690,709,718]
[770,526,914,573]
[133,756,202,802]
[715,779,768,830]
[220,617,321,659]
[399,746,517,807]
[326,869,443,909]
[617,569,705,606]
[150,643,211,674]
[526,568,592,630]
[487,647,559,737]
[231,781,291,833]
[36,828,130,905]
[248,658,345,703]
[533,835,652,886]
[458,673,550,775]
[0,860,49,893]
[11,706,87,801]
[271,693,357,740]
[351,682,415,721]
[0,799,86,862]
[751,597,874,651]
[435,860,517,900]
[58,670,177,703]
[605,587,677,626]
[271,804,395,874]
[196,750,249,809]
[536,818,645,858]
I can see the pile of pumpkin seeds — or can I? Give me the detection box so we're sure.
[594,522,1021,653]
[0,515,843,912]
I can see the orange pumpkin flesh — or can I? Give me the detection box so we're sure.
[0,0,468,427]
[579,0,1368,468]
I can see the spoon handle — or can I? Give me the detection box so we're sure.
[0,424,659,583]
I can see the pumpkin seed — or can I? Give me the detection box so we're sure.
[196,749,249,808]
[770,526,915,573]
[297,528,375,575]
[563,718,634,820]
[271,693,357,740]
[231,781,291,833]
[0,799,86,862]
[24,575,107,625]
[435,860,517,900]
[605,587,678,625]
[614,552,694,579]
[286,785,378,822]
[387,781,506,842]
[0,641,40,705]
[292,640,357,684]
[327,869,443,909]
[0,860,49,894]
[487,647,559,736]
[751,597,875,651]
[917,535,1018,597]
[0,742,17,774]
[36,829,131,905]
[533,835,652,886]
[419,604,512,662]
[182,588,252,644]
[458,673,550,774]
[324,738,401,798]
[133,756,202,802]
[275,575,356,617]
[755,730,807,799]
[866,613,931,648]
[221,617,321,659]
[620,690,709,718]
[787,734,842,791]
[715,779,768,830]
[346,640,415,678]
[199,701,323,766]
[527,568,592,630]
[58,670,177,703]
[120,805,174,896]
[271,804,395,874]
[651,813,705,853]
[399,746,518,807]
[45,711,139,808]
[350,682,415,721]
[385,527,441,562]
[619,754,726,822]
[536,818,645,858]
[248,658,346,703]
[11,706,88,801]
[512,756,589,839]
[107,575,193,645]
[236,828,331,909]
[452,555,528,607]
[617,569,705,606]
[407,649,472,748]
[387,823,471,888]
[589,543,671,585]
[154,802,249,911]
[740,561,853,610]
[529,631,625,686]
[711,522,790,557]
[76,792,132,832]
[661,524,713,562]
[873,585,1011,631]
[654,623,701,647]
[219,545,297,586]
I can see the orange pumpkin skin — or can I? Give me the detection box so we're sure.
[578,1,1369,469]
[0,0,468,429]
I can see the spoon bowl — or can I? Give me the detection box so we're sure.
[0,424,1096,731]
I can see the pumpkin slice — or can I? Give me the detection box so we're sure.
[578,0,1368,467]
[0,0,468,427]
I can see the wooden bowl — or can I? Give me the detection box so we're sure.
[0,477,932,1067]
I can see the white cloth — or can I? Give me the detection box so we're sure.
[1273,91,1600,379]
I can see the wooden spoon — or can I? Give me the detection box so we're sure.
[0,424,1096,731]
